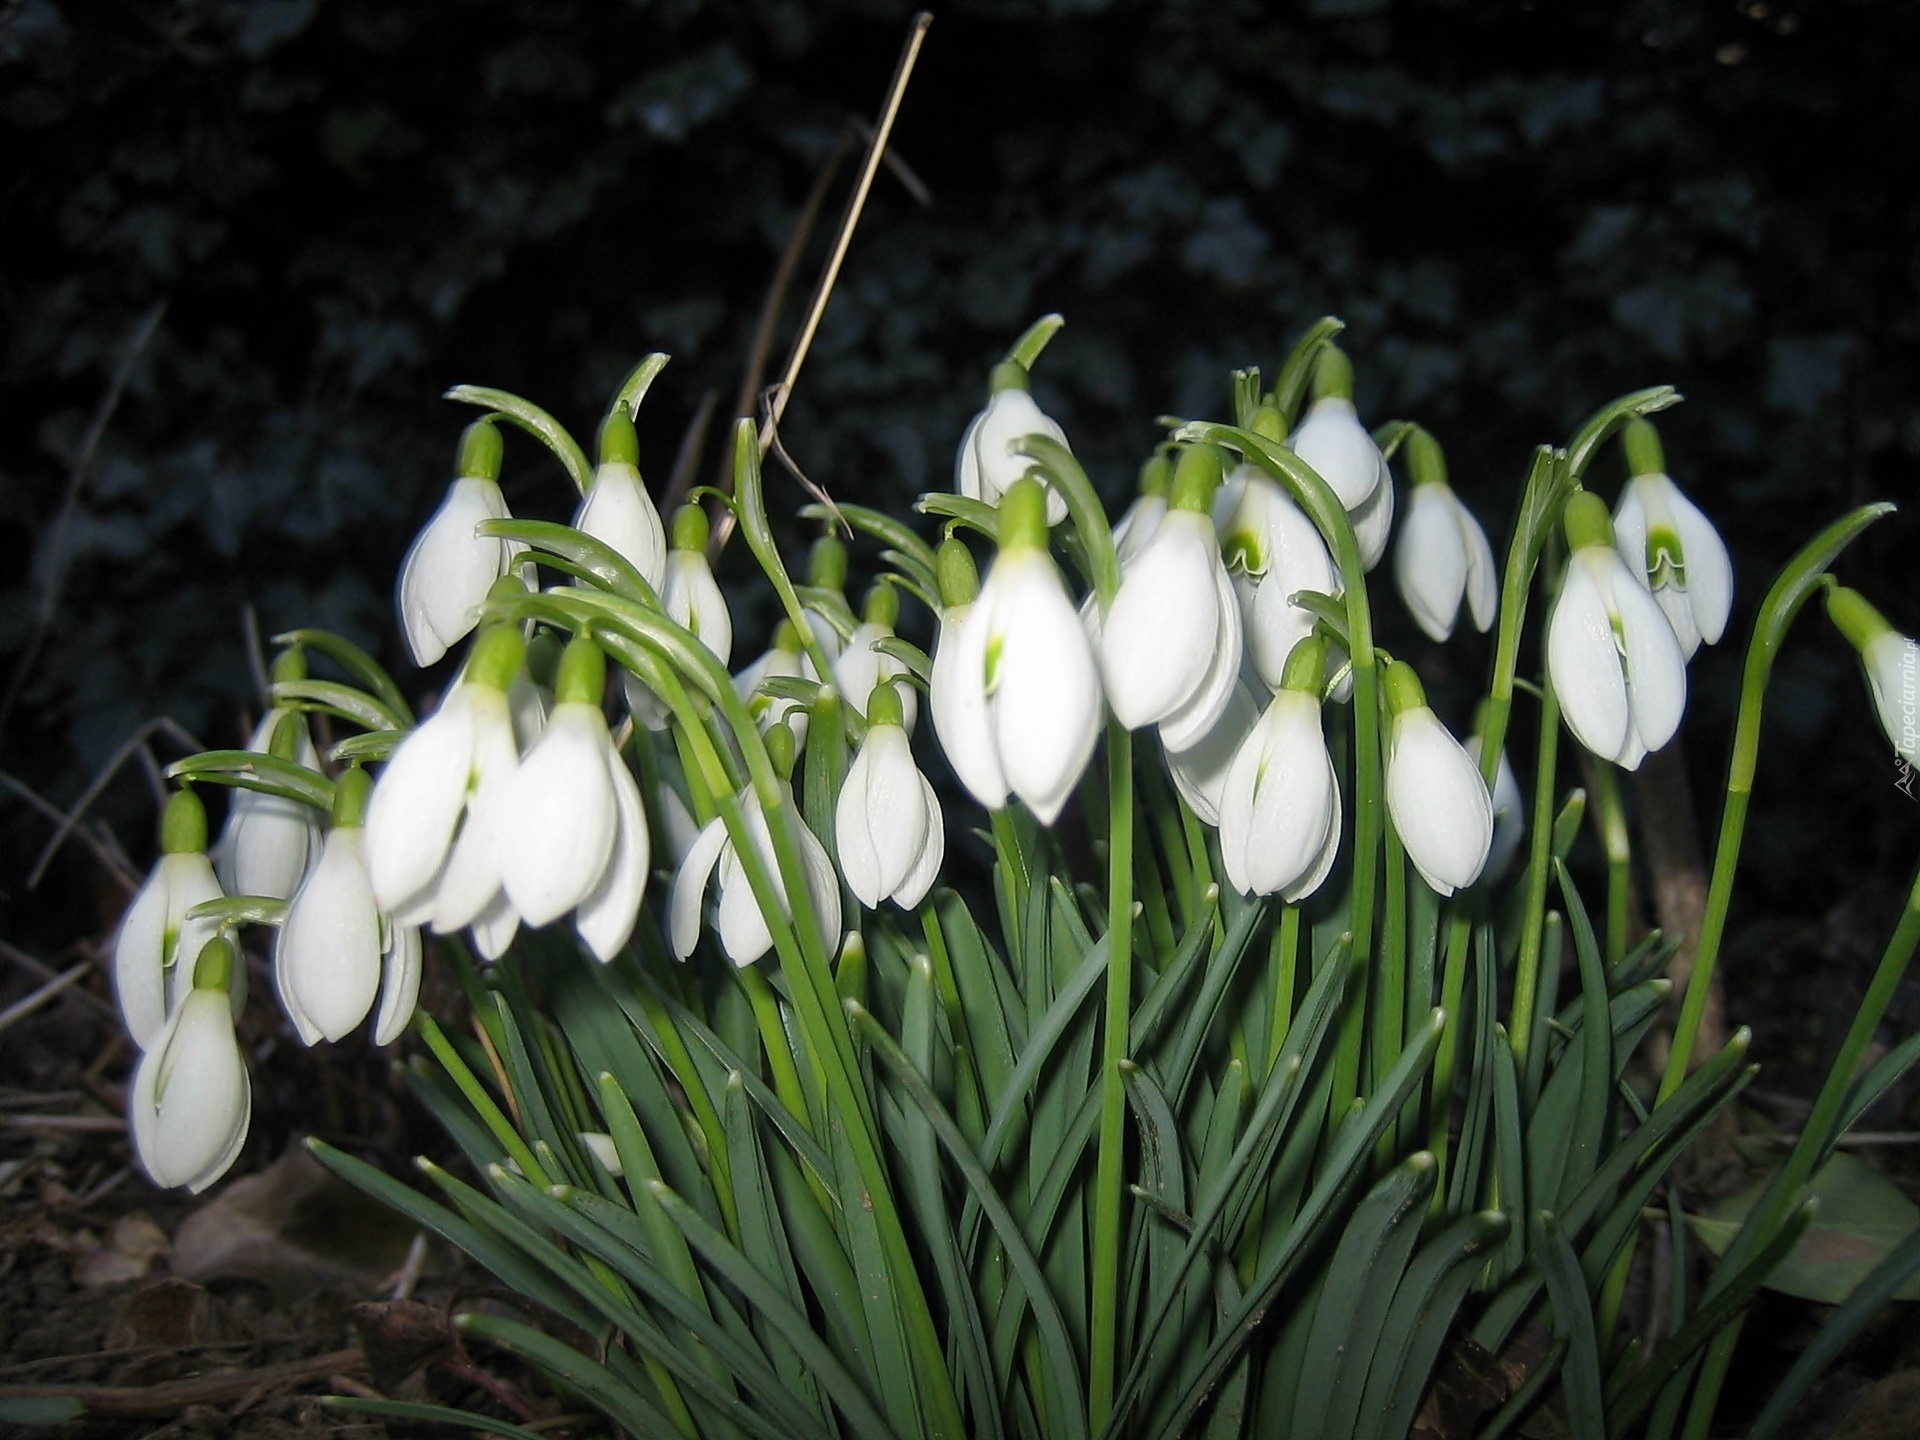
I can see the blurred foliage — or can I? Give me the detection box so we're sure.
[4,0,1917,956]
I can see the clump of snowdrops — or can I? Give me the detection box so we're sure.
[112,317,1920,1439]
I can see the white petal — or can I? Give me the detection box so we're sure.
[1865,632,1920,764]
[966,389,1070,522]
[1283,767,1343,904]
[131,989,250,1191]
[664,550,733,666]
[1102,511,1226,730]
[837,726,929,908]
[930,603,1008,810]
[1164,682,1260,827]
[892,776,946,909]
[988,554,1103,825]
[278,828,384,1043]
[1290,398,1383,510]
[574,461,667,590]
[497,704,619,926]
[1665,481,1733,646]
[372,921,423,1045]
[1394,485,1469,643]
[1614,573,1688,760]
[365,689,483,915]
[1156,558,1244,752]
[1548,552,1632,765]
[468,892,522,961]
[114,852,222,1050]
[669,816,730,959]
[1219,692,1337,898]
[1388,710,1494,896]
[576,745,651,961]
[1350,467,1396,572]
[397,477,512,667]
[429,694,523,931]
[1461,495,1499,633]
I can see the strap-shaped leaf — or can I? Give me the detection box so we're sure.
[164,750,334,811]
[445,384,592,494]
[271,678,406,734]
[273,627,414,725]
[1535,1211,1606,1440]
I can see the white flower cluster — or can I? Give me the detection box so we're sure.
[113,337,1761,1199]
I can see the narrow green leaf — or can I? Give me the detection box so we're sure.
[612,352,672,419]
[446,383,593,494]
[458,1311,680,1439]
[1293,1153,1437,1440]
[272,627,414,725]
[477,517,656,601]
[163,750,334,811]
[1535,1211,1606,1440]
[1268,315,1345,427]
[1563,386,1682,481]
[320,1395,544,1438]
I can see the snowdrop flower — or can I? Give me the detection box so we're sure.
[1384,662,1494,896]
[114,789,225,1050]
[735,621,821,745]
[1164,682,1260,828]
[494,638,649,959]
[1393,428,1497,643]
[661,504,733,667]
[1219,639,1342,899]
[625,503,735,730]
[573,410,667,592]
[398,419,524,667]
[1101,444,1242,749]
[1216,461,1342,690]
[834,584,918,733]
[1289,346,1394,569]
[365,624,526,932]
[930,480,1103,824]
[1827,586,1920,766]
[957,361,1071,525]
[836,682,944,909]
[130,937,251,1192]
[214,703,323,903]
[1610,420,1732,661]
[278,768,420,1045]
[670,725,842,965]
[1548,492,1687,770]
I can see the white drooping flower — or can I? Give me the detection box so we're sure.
[1827,586,1920,767]
[670,763,842,968]
[1164,682,1261,828]
[1548,492,1687,771]
[129,938,251,1192]
[1216,464,1343,691]
[930,480,1103,825]
[661,505,733,668]
[1218,640,1342,900]
[1610,421,1732,661]
[1384,662,1495,897]
[398,420,524,666]
[1112,452,1173,565]
[1288,347,1393,569]
[214,693,324,903]
[573,411,667,591]
[1392,429,1497,643]
[956,362,1071,524]
[277,770,416,1045]
[833,585,918,733]
[493,639,649,959]
[364,625,526,932]
[1100,445,1242,749]
[734,621,823,746]
[836,682,944,910]
[114,789,225,1050]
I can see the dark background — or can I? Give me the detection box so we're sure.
[4,0,1917,1024]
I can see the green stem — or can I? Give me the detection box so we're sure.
[1507,676,1562,1067]
[1089,723,1134,1432]
[1680,861,1920,1438]
[1373,820,1409,1164]
[1658,503,1896,1103]
[1590,759,1632,967]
